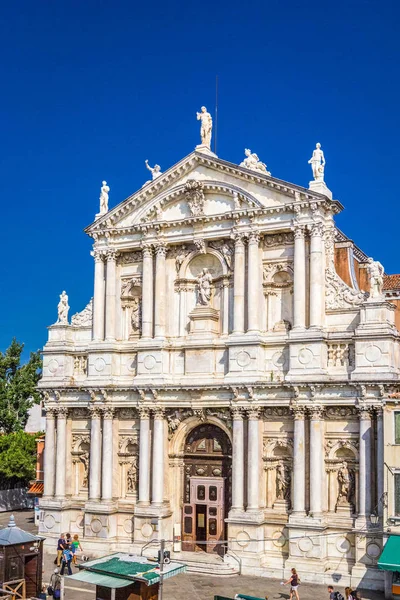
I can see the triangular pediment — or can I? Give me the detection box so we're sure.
[85,150,339,236]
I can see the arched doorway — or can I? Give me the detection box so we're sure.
[182,424,232,553]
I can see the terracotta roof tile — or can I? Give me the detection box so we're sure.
[383,274,400,290]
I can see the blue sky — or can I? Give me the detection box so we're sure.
[1,0,399,357]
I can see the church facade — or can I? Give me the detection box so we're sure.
[38,127,400,590]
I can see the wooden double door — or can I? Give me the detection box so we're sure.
[182,476,225,553]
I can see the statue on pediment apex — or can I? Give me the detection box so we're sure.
[240,148,271,175]
[99,180,110,215]
[196,106,212,148]
[308,143,325,181]
[367,257,385,299]
[145,159,162,180]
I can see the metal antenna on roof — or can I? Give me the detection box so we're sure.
[214,75,218,155]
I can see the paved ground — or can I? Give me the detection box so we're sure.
[4,510,384,600]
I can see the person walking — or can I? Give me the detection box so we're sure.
[49,568,61,599]
[60,544,73,576]
[71,534,83,564]
[56,534,66,567]
[283,568,300,600]
[345,587,355,600]
[328,586,344,600]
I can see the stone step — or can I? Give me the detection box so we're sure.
[173,557,239,576]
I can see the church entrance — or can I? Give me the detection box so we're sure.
[182,424,231,554]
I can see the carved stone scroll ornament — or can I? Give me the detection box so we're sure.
[263,232,294,249]
[71,299,93,327]
[185,180,205,216]
[324,228,366,310]
[118,251,142,265]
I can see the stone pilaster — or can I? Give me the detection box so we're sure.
[101,408,114,502]
[43,408,56,498]
[141,245,154,338]
[154,244,167,338]
[309,222,324,329]
[138,408,151,506]
[89,407,102,501]
[247,232,260,333]
[93,249,105,341]
[231,407,244,512]
[293,224,306,329]
[233,234,245,334]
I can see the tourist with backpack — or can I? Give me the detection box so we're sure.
[328,586,344,600]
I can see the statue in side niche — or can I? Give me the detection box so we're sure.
[197,268,213,306]
[367,257,384,299]
[130,298,141,333]
[127,458,138,493]
[336,461,355,509]
[57,291,69,324]
[196,106,212,148]
[276,463,291,502]
[308,143,326,181]
[99,181,110,215]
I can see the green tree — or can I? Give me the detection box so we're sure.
[0,431,38,483]
[0,339,42,433]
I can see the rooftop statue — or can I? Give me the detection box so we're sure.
[99,181,110,215]
[145,160,162,180]
[308,143,326,181]
[57,291,69,325]
[240,148,271,175]
[196,106,212,148]
[367,257,385,299]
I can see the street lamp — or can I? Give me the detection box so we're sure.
[370,513,379,526]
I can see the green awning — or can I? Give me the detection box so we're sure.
[378,536,400,572]
[67,570,132,588]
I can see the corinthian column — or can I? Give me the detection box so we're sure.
[152,408,165,506]
[89,407,102,501]
[141,245,154,338]
[43,408,56,498]
[154,244,167,338]
[309,406,324,516]
[376,406,384,516]
[231,408,244,511]
[93,249,105,341]
[233,234,245,334]
[247,408,260,511]
[101,408,114,501]
[358,406,372,517]
[292,405,306,514]
[309,222,324,329]
[55,407,68,498]
[293,225,306,329]
[138,408,150,505]
[105,249,118,341]
[247,232,260,333]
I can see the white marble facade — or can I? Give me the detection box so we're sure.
[39,147,400,590]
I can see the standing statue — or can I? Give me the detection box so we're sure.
[197,268,213,306]
[276,463,291,503]
[240,149,271,175]
[80,451,89,488]
[130,298,141,333]
[336,461,355,510]
[196,106,213,148]
[127,458,138,493]
[57,291,69,324]
[308,143,326,181]
[367,257,385,299]
[99,181,110,215]
[175,245,187,273]
[145,160,162,180]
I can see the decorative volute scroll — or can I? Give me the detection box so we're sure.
[185,180,205,216]
[71,298,93,327]
[324,227,366,310]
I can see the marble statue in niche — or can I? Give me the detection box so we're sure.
[196,106,212,148]
[80,451,89,488]
[308,143,325,181]
[57,291,69,324]
[197,268,213,306]
[130,297,141,334]
[276,463,291,503]
[336,461,355,511]
[127,457,138,493]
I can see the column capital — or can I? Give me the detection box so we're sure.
[291,404,306,419]
[155,243,168,257]
[152,407,165,419]
[141,243,154,258]
[231,406,244,420]
[357,404,373,420]
[89,406,102,420]
[55,406,68,419]
[246,407,260,420]
[292,223,306,239]
[310,221,324,237]
[105,248,119,262]
[102,407,115,420]
[232,232,246,247]
[374,405,384,418]
[308,405,324,420]
[93,248,106,262]
[248,231,260,245]
[138,407,150,419]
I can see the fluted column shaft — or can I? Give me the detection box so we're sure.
[292,407,306,514]
[359,407,372,516]
[247,409,260,511]
[231,409,244,511]
[233,235,245,334]
[101,409,114,501]
[309,223,324,328]
[152,410,164,506]
[247,232,260,332]
[55,408,68,498]
[376,407,384,516]
[141,246,154,338]
[154,245,167,338]
[43,410,56,498]
[93,250,105,341]
[89,408,102,501]
[138,409,151,505]
[293,225,306,329]
[309,406,324,515]
[105,249,117,341]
